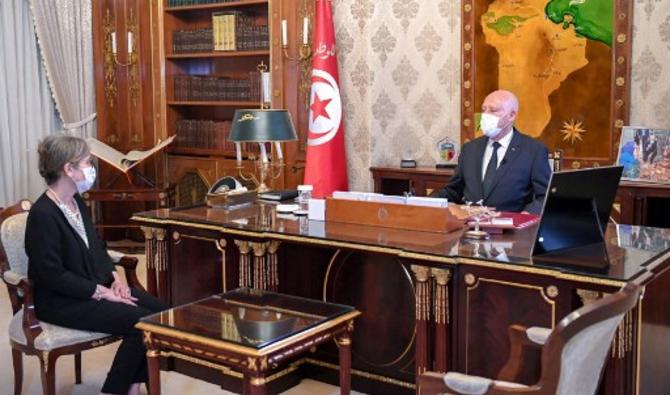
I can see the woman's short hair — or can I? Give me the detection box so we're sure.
[38,134,90,185]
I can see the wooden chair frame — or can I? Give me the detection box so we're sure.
[0,200,145,395]
[419,281,642,395]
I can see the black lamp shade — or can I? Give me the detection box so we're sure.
[229,109,297,142]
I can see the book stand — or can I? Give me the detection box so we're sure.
[102,166,157,189]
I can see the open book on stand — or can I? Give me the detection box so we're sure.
[86,135,176,173]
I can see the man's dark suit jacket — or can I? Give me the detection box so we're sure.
[435,129,551,214]
[25,193,115,319]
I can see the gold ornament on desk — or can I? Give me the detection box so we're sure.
[463,200,496,240]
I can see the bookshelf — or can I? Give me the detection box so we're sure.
[168,100,261,106]
[165,50,269,59]
[153,0,289,206]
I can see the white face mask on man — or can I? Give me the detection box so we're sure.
[480,113,503,138]
[73,166,97,194]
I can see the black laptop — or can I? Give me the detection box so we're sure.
[531,166,623,273]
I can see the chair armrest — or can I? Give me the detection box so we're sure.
[419,371,453,394]
[1,271,42,346]
[108,250,145,292]
[420,371,535,395]
[497,325,544,383]
[525,327,551,346]
[2,270,26,286]
[107,249,125,263]
[2,270,29,313]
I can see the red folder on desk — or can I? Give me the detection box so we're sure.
[468,212,540,233]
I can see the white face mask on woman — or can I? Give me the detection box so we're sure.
[73,166,96,194]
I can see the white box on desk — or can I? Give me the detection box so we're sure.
[308,198,326,221]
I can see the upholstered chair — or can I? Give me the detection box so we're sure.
[419,282,641,395]
[0,200,145,395]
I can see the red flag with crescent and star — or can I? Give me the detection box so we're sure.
[304,0,348,198]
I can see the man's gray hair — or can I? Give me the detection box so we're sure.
[38,134,90,185]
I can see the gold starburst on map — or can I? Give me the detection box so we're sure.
[561,119,586,144]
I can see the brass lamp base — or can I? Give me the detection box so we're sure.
[236,160,284,194]
[256,182,271,193]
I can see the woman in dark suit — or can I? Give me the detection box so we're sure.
[25,134,167,395]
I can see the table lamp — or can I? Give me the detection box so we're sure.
[228,109,297,193]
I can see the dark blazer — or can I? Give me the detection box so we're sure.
[435,129,551,214]
[26,193,115,315]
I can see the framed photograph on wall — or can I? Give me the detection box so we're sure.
[461,0,632,170]
[617,126,670,183]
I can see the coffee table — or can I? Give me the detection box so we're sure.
[136,288,361,395]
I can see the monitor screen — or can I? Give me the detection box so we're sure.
[532,166,623,258]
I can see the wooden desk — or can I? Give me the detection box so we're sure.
[138,288,359,395]
[83,187,172,241]
[132,204,670,395]
[370,166,454,196]
[371,167,670,228]
[617,181,670,227]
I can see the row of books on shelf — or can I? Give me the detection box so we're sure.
[174,119,262,154]
[173,28,214,53]
[172,22,268,53]
[174,74,260,102]
[168,0,239,7]
[212,12,268,51]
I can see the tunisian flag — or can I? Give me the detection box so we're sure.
[303,0,348,198]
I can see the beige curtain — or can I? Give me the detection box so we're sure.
[30,0,96,138]
[0,0,62,207]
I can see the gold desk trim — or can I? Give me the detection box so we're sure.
[303,358,416,389]
[137,310,361,358]
[132,216,627,287]
[162,350,243,378]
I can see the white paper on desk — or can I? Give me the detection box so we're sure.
[308,198,325,221]
[367,195,407,205]
[332,191,382,201]
[406,196,448,208]
[491,217,514,226]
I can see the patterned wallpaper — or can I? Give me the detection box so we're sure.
[331,0,670,191]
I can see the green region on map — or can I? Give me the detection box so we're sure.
[545,0,613,46]
[486,15,532,36]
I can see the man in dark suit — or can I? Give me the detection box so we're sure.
[434,90,551,214]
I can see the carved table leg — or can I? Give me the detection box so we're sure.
[141,226,157,296]
[155,228,168,302]
[146,347,161,395]
[432,268,452,372]
[336,330,353,395]
[245,374,267,395]
[411,265,432,382]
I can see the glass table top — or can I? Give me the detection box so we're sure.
[140,288,355,349]
[133,203,670,283]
